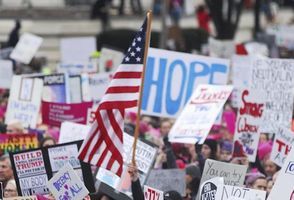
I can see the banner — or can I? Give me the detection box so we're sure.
[59,121,91,144]
[142,48,230,118]
[169,84,233,144]
[233,88,265,162]
[270,127,294,167]
[268,148,294,199]
[199,177,224,200]
[0,60,13,89]
[215,184,266,200]
[10,33,43,64]
[47,163,89,200]
[145,169,185,196]
[5,76,43,128]
[144,186,164,200]
[249,58,294,133]
[0,134,38,155]
[200,159,247,187]
[99,47,124,72]
[42,101,93,127]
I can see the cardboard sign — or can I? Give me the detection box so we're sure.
[47,163,89,200]
[88,72,113,101]
[59,121,91,144]
[0,60,13,89]
[42,101,93,127]
[200,159,247,187]
[169,84,233,144]
[142,48,230,118]
[57,61,98,75]
[5,76,43,128]
[199,177,224,200]
[0,134,38,155]
[233,88,265,162]
[270,127,294,167]
[208,37,235,59]
[215,185,266,200]
[268,148,294,199]
[4,196,37,200]
[10,33,43,64]
[99,47,124,72]
[144,186,164,200]
[60,37,96,63]
[145,169,186,196]
[249,59,294,133]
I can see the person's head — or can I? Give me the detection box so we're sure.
[40,136,56,147]
[201,139,218,160]
[185,164,201,184]
[264,159,280,177]
[160,119,172,137]
[4,179,17,198]
[246,173,267,191]
[219,141,232,162]
[164,190,183,200]
[6,121,24,134]
[0,154,14,184]
[259,133,269,144]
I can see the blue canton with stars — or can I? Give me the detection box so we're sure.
[122,18,147,65]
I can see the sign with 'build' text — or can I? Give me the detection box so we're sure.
[142,48,229,118]
[169,84,233,144]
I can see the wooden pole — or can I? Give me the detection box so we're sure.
[132,10,153,165]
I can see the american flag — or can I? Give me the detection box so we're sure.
[78,18,148,177]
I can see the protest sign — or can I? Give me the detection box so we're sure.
[4,196,37,200]
[47,163,89,200]
[208,37,235,59]
[99,47,124,72]
[60,37,96,63]
[215,184,266,200]
[245,42,269,57]
[268,148,294,199]
[249,59,294,133]
[10,33,43,64]
[266,25,294,50]
[199,177,224,200]
[59,121,91,144]
[0,60,13,89]
[42,101,93,127]
[233,88,265,162]
[88,72,113,101]
[57,61,98,75]
[0,47,13,59]
[200,159,247,187]
[270,127,294,167]
[144,186,164,200]
[69,75,83,103]
[145,169,185,196]
[0,134,38,155]
[5,76,43,128]
[142,48,230,118]
[169,84,233,144]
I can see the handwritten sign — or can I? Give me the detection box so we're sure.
[200,159,247,187]
[0,134,38,155]
[199,177,224,200]
[10,33,43,64]
[5,76,43,128]
[88,72,112,101]
[47,163,89,200]
[249,59,294,133]
[215,184,266,200]
[270,127,294,167]
[145,169,185,196]
[142,48,230,118]
[233,88,265,162]
[42,101,93,127]
[58,61,98,75]
[99,47,124,72]
[59,121,91,144]
[144,186,164,200]
[169,84,233,144]
[0,60,13,89]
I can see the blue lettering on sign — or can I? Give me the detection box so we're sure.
[142,56,228,116]
[53,172,71,191]
[286,161,294,175]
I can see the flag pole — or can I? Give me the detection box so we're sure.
[132,10,153,165]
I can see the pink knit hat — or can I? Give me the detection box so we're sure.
[258,141,272,161]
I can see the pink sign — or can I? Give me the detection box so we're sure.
[42,101,93,127]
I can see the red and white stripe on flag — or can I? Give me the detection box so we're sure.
[78,17,148,177]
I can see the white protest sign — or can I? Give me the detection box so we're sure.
[57,61,98,75]
[10,33,43,64]
[144,186,164,200]
[266,25,294,50]
[200,159,247,186]
[59,121,91,144]
[60,37,96,63]
[233,88,265,162]
[47,163,89,200]
[5,76,43,128]
[245,42,269,57]
[199,177,224,200]
[268,148,294,200]
[270,127,294,167]
[142,48,230,118]
[169,84,233,144]
[89,72,112,101]
[215,184,266,200]
[208,37,235,59]
[249,58,294,133]
[99,47,124,72]
[0,60,13,89]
